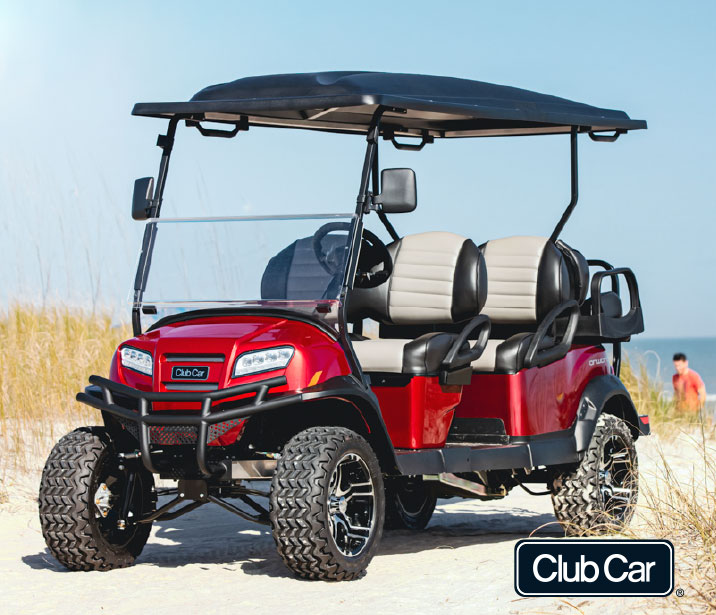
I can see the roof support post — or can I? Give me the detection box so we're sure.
[338,108,386,383]
[356,109,384,215]
[132,118,179,336]
[372,135,400,242]
[150,117,179,217]
[549,127,579,242]
[342,107,384,296]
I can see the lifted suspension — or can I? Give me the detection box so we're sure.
[137,479,270,526]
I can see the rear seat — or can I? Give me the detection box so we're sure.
[472,235,588,373]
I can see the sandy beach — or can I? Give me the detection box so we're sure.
[1,431,701,615]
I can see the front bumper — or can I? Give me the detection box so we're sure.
[77,374,300,477]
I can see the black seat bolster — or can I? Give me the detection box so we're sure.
[495,333,533,373]
[495,332,556,373]
[402,332,459,374]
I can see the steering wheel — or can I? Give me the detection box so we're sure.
[312,222,393,289]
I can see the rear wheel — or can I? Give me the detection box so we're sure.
[39,427,155,571]
[269,426,384,580]
[551,414,638,536]
[384,477,436,530]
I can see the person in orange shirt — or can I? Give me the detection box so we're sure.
[672,353,707,412]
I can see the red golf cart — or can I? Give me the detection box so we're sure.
[39,72,649,580]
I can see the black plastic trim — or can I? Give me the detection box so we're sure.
[573,374,641,447]
[396,431,582,475]
[367,372,414,387]
[146,307,338,340]
[447,417,509,445]
[298,375,399,472]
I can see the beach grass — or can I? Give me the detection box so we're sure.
[639,435,716,612]
[621,357,715,439]
[0,305,130,498]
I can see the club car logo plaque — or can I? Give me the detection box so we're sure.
[171,365,210,381]
[514,539,674,597]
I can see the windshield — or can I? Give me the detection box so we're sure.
[137,213,356,325]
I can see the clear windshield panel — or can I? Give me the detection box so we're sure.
[138,213,356,324]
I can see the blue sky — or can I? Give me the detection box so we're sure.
[1,1,715,337]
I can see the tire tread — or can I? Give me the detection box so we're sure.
[269,426,383,581]
[38,427,151,571]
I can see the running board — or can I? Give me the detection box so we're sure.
[394,434,580,476]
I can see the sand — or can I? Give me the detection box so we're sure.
[0,434,699,615]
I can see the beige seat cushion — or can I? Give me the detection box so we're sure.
[352,338,409,373]
[470,339,503,373]
[388,231,467,324]
[481,236,548,323]
[355,337,506,374]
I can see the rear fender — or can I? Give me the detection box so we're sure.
[573,374,642,452]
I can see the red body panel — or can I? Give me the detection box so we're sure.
[110,314,610,450]
[455,346,611,437]
[110,315,351,445]
[371,378,462,449]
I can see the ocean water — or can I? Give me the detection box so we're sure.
[624,336,716,401]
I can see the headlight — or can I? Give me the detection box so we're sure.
[120,346,153,376]
[233,346,294,377]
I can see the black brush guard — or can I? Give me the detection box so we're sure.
[77,375,299,477]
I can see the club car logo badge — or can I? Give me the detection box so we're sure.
[514,539,674,597]
[171,365,210,381]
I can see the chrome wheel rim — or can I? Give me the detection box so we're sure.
[327,452,375,557]
[598,434,636,519]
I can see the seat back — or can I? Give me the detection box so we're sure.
[261,236,344,300]
[479,235,586,325]
[349,231,487,325]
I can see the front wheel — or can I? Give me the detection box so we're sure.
[39,427,155,571]
[551,413,638,536]
[269,426,385,580]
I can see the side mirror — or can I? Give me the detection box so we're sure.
[132,177,155,220]
[374,168,417,213]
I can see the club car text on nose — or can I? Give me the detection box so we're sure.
[171,366,209,379]
[175,367,204,378]
[533,553,655,583]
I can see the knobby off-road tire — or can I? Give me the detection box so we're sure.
[269,426,385,581]
[39,427,155,571]
[551,413,638,536]
[384,477,437,530]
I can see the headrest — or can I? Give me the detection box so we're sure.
[480,236,573,324]
[349,231,487,325]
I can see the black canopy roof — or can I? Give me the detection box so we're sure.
[132,71,646,138]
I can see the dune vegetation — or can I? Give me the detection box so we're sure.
[0,305,130,480]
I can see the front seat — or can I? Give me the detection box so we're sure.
[470,235,587,373]
[261,235,345,300]
[349,231,487,375]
